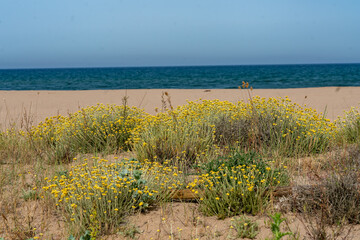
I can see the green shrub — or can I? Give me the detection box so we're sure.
[189,151,289,219]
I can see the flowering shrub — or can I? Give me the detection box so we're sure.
[24,96,338,164]
[133,97,336,165]
[335,106,360,144]
[30,104,147,162]
[188,151,289,219]
[43,157,182,236]
[243,96,336,155]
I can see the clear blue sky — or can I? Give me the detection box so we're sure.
[1,0,360,69]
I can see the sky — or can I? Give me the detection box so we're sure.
[1,0,360,69]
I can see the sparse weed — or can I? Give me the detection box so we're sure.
[21,189,38,201]
[230,215,259,239]
[293,168,358,240]
[118,224,141,239]
[0,127,34,164]
[266,212,293,240]
[294,169,360,226]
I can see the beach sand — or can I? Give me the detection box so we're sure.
[1,87,360,128]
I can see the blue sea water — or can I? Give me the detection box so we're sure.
[0,64,360,90]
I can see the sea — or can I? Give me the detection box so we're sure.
[0,64,360,90]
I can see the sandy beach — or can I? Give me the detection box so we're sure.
[1,87,360,128]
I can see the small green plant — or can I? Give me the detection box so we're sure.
[118,224,141,239]
[231,215,259,239]
[21,189,38,201]
[266,213,292,240]
[56,169,69,177]
[68,230,91,240]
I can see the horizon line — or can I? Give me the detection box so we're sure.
[1,62,360,71]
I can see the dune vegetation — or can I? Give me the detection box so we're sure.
[1,88,360,239]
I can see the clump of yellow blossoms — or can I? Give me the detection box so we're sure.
[30,104,147,162]
[133,96,336,164]
[21,96,338,164]
[187,151,289,219]
[335,106,360,144]
[43,157,182,236]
